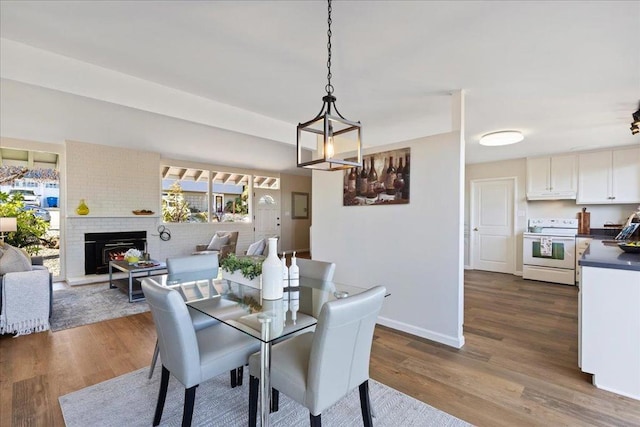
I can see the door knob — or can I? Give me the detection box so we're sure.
[473,227,478,231]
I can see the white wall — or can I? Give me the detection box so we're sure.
[311,132,465,348]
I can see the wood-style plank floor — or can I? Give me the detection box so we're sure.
[2,270,639,426]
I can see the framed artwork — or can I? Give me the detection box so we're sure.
[292,192,309,219]
[343,147,410,206]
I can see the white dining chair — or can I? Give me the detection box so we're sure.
[149,254,246,387]
[248,285,386,427]
[142,277,260,427]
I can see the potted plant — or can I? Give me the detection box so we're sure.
[220,254,263,289]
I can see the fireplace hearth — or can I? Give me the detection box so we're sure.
[85,231,146,274]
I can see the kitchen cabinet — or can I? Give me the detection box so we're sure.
[575,237,592,285]
[577,146,640,204]
[526,154,577,200]
[581,265,640,399]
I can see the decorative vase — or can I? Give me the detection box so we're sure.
[261,237,283,300]
[76,199,89,215]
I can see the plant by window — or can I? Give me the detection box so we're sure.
[0,191,49,255]
[162,182,191,223]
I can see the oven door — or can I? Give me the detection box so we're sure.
[523,233,575,269]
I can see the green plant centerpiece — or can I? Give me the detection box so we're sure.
[220,254,263,280]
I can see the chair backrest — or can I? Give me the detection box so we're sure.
[306,286,386,415]
[296,258,336,281]
[167,254,218,279]
[141,277,202,387]
[296,258,336,317]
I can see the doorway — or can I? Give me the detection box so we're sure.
[0,147,62,281]
[253,187,281,248]
[470,177,516,274]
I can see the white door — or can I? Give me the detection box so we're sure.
[254,188,281,246]
[471,178,515,273]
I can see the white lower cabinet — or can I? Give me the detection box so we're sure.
[580,266,640,399]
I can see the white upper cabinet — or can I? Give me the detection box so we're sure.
[577,146,640,204]
[526,154,577,200]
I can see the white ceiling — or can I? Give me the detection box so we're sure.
[1,1,638,174]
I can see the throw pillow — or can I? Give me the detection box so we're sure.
[0,244,33,275]
[207,233,230,251]
[246,239,266,256]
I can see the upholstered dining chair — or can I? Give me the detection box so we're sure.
[148,254,220,378]
[296,258,336,282]
[248,285,387,427]
[142,277,260,427]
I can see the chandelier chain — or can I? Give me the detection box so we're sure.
[326,0,333,95]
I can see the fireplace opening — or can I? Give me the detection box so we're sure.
[84,231,147,274]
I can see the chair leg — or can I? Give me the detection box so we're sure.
[237,366,244,386]
[249,375,259,427]
[231,369,237,388]
[271,388,279,413]
[149,340,159,379]
[183,385,197,427]
[310,413,322,427]
[153,366,170,426]
[359,380,373,427]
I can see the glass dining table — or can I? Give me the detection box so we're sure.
[154,271,370,427]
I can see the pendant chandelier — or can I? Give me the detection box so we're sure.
[297,0,362,171]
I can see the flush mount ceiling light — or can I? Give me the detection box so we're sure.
[297,0,362,171]
[631,103,640,136]
[479,130,524,146]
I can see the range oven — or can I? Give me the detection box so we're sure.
[523,218,578,285]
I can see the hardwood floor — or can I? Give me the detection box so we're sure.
[2,270,639,426]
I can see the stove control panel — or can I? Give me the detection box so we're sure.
[528,218,579,228]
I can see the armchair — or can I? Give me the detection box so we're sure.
[194,231,238,261]
[0,244,52,335]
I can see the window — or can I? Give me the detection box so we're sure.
[161,166,278,223]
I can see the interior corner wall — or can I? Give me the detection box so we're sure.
[311,132,465,348]
[279,173,311,253]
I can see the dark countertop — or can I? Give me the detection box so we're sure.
[579,238,640,272]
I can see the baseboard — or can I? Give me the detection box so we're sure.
[515,270,523,277]
[464,264,472,270]
[377,316,465,349]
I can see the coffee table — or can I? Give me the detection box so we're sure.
[109,260,167,302]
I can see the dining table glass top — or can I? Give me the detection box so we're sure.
[152,272,370,343]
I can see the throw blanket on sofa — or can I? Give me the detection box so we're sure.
[0,270,50,336]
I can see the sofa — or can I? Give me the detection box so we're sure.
[0,244,53,335]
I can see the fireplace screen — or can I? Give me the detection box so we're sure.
[85,231,147,274]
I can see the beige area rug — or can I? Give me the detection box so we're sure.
[51,283,148,331]
[59,366,472,426]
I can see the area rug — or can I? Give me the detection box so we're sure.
[50,283,149,331]
[59,367,472,427]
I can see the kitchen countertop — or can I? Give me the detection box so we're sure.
[579,238,640,272]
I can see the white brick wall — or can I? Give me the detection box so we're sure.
[66,140,161,216]
[64,140,263,282]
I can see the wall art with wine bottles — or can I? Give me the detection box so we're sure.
[343,147,410,206]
